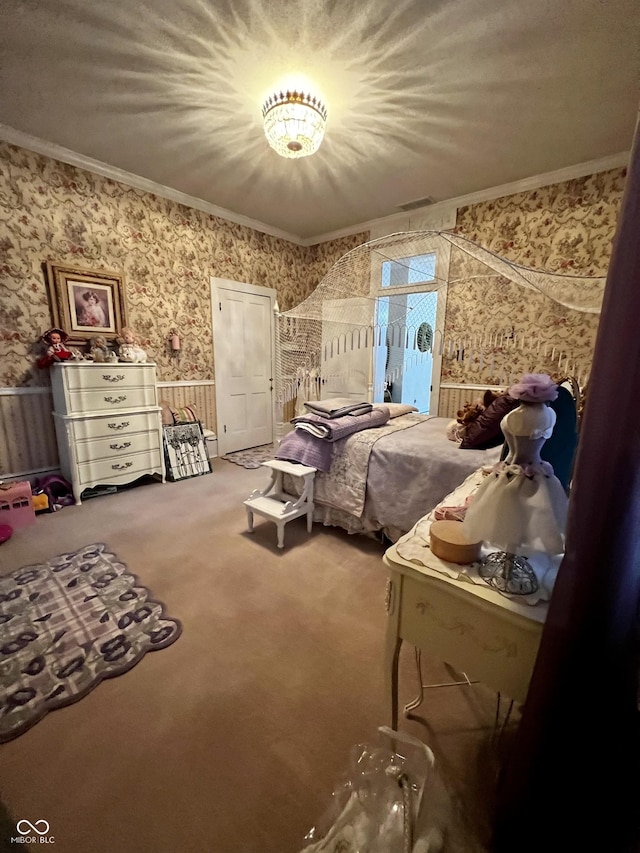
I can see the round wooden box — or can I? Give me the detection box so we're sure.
[429,519,482,564]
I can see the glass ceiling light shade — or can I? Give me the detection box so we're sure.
[262,89,327,159]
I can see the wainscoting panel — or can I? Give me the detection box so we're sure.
[0,388,58,479]
[1,380,216,481]
[156,381,216,432]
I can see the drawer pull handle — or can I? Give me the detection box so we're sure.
[104,395,127,404]
[107,421,130,430]
[111,462,133,471]
[103,374,125,383]
[109,442,131,451]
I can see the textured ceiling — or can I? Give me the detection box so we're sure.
[1,0,638,242]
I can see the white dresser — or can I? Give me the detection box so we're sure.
[50,362,165,504]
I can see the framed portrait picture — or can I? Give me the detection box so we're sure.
[44,262,127,347]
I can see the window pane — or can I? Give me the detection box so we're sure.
[381,252,436,288]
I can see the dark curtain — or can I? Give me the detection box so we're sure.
[493,114,640,852]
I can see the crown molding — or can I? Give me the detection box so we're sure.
[0,124,629,249]
[304,150,631,246]
[0,124,304,245]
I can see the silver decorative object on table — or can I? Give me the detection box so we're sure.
[479,552,538,596]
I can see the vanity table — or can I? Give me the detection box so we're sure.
[383,471,551,730]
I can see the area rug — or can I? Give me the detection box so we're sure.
[0,543,182,743]
[221,443,275,469]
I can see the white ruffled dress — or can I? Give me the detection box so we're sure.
[462,402,568,555]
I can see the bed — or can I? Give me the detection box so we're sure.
[281,377,580,543]
[282,412,502,543]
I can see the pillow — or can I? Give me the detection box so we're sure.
[172,405,198,424]
[372,403,418,419]
[159,401,199,425]
[460,394,518,450]
[159,401,175,426]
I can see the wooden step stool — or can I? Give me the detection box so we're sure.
[244,459,317,549]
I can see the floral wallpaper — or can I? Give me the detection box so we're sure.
[0,140,626,398]
[443,168,626,387]
[0,141,367,387]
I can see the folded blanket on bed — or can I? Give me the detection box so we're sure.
[303,398,372,419]
[292,406,390,441]
[275,428,334,472]
[277,407,391,472]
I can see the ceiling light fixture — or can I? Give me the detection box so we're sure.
[262,89,327,159]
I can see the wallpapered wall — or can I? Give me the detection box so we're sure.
[443,167,626,386]
[0,142,367,388]
[0,140,626,394]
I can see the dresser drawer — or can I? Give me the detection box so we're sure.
[65,385,156,414]
[75,431,160,464]
[60,364,155,391]
[77,448,163,487]
[71,411,160,441]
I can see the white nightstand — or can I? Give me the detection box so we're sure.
[244,459,316,549]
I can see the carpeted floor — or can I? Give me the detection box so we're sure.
[221,443,276,468]
[0,460,511,852]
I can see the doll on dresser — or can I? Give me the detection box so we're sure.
[36,327,75,368]
[117,327,147,363]
[462,372,569,557]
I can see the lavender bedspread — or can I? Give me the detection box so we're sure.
[360,416,502,538]
[283,414,502,541]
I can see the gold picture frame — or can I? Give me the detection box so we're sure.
[44,262,128,347]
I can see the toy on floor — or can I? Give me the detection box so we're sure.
[34,474,75,509]
[31,491,51,513]
[0,481,36,528]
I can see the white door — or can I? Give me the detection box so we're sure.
[211,279,276,455]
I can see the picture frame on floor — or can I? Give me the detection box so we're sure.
[162,422,211,481]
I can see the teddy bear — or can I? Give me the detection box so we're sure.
[446,389,502,443]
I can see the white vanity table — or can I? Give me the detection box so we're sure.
[50,362,165,504]
[383,471,551,729]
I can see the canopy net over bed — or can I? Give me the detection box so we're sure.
[275,230,605,425]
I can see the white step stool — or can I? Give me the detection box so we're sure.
[243,459,317,549]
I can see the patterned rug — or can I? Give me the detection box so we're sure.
[221,443,275,469]
[0,543,182,743]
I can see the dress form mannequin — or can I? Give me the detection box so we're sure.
[462,374,569,594]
